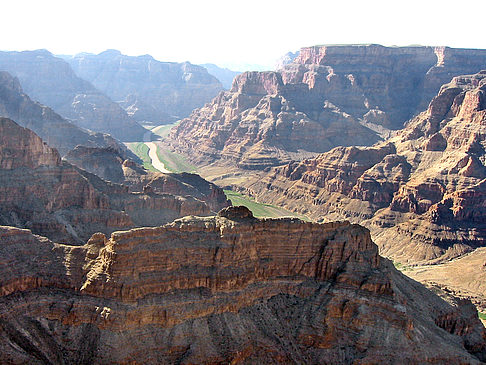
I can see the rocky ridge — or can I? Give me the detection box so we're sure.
[168,45,486,170]
[0,71,131,157]
[66,50,223,123]
[0,206,484,363]
[241,71,486,265]
[0,118,229,244]
[65,145,230,212]
[0,50,148,141]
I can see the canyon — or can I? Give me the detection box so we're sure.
[0,42,485,363]
[0,117,229,244]
[0,206,484,363]
[240,71,486,266]
[65,50,224,123]
[168,45,486,170]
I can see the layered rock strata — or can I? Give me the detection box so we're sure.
[0,206,484,363]
[241,71,486,264]
[168,45,486,170]
[0,118,227,244]
[65,146,230,212]
[0,50,148,141]
[66,50,223,122]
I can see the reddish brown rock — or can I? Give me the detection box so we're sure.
[169,45,486,171]
[0,211,484,363]
[242,71,486,265]
[0,118,225,244]
[65,145,231,212]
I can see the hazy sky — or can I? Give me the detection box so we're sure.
[2,0,485,70]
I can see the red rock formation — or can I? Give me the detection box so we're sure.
[0,118,226,244]
[242,71,486,264]
[65,146,231,212]
[0,208,484,363]
[168,45,486,170]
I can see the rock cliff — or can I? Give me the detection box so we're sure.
[169,71,379,169]
[0,71,132,157]
[0,118,228,244]
[168,45,486,170]
[0,50,148,141]
[0,207,484,363]
[66,50,223,123]
[65,145,230,212]
[242,71,486,264]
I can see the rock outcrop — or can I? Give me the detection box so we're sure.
[0,118,228,244]
[0,50,148,141]
[66,50,223,123]
[65,145,231,212]
[169,71,379,169]
[0,208,484,363]
[0,71,132,157]
[168,45,486,170]
[242,71,486,264]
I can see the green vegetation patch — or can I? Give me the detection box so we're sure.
[125,142,158,172]
[479,312,486,320]
[151,121,181,139]
[393,262,413,272]
[224,190,309,220]
[156,147,197,173]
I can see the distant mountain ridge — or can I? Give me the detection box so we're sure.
[0,71,131,157]
[0,49,148,141]
[200,63,241,89]
[64,50,223,123]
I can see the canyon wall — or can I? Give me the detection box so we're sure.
[0,71,131,157]
[0,206,484,363]
[0,118,229,244]
[242,71,486,264]
[66,50,223,123]
[0,50,148,141]
[168,45,486,170]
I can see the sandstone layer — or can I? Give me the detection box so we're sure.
[168,45,486,170]
[0,206,484,363]
[66,50,223,123]
[0,118,228,244]
[0,50,148,141]
[0,71,131,157]
[241,71,486,265]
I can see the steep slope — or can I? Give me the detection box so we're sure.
[0,118,228,244]
[0,71,131,157]
[0,206,484,363]
[169,71,380,169]
[0,50,148,141]
[65,50,223,123]
[168,45,486,170]
[242,71,486,264]
[65,145,230,212]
